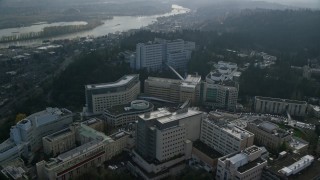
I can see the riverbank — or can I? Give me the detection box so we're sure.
[0,21,104,43]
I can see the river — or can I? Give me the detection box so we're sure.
[0,5,190,48]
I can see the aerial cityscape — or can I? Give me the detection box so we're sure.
[0,0,320,179]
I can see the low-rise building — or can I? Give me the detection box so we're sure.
[246,120,292,151]
[42,127,76,157]
[215,145,268,180]
[104,100,154,127]
[1,158,28,180]
[254,96,308,117]
[81,118,104,132]
[37,123,130,180]
[310,105,320,118]
[279,155,314,177]
[191,140,223,173]
[0,108,73,163]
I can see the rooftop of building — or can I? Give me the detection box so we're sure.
[249,119,291,138]
[138,108,173,121]
[289,137,309,152]
[237,157,266,173]
[203,118,254,140]
[78,124,111,141]
[279,155,314,176]
[109,131,130,141]
[255,96,307,105]
[267,153,320,179]
[105,100,154,116]
[0,139,16,154]
[156,108,202,125]
[243,145,262,155]
[184,74,202,84]
[146,77,181,84]
[44,128,73,142]
[312,105,320,112]
[86,74,139,90]
[18,107,72,128]
[193,140,223,159]
[81,118,103,126]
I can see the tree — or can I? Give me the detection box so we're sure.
[15,113,26,123]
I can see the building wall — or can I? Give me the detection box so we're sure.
[37,142,110,180]
[144,78,181,103]
[254,97,307,116]
[104,106,153,128]
[200,119,254,155]
[202,83,238,111]
[246,123,292,151]
[155,125,186,162]
[191,147,219,170]
[136,43,163,71]
[42,128,76,157]
[90,82,140,114]
[179,113,203,141]
[215,146,268,180]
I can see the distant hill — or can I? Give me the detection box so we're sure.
[200,9,320,55]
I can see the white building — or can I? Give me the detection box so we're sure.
[310,105,320,118]
[136,42,163,71]
[0,108,73,163]
[144,74,202,105]
[254,96,308,116]
[201,61,240,111]
[128,107,204,179]
[85,74,140,115]
[279,155,314,176]
[216,145,268,180]
[104,100,154,127]
[134,38,195,71]
[200,115,254,156]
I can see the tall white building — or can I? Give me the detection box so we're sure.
[134,38,195,71]
[200,113,254,156]
[0,108,73,163]
[136,43,163,71]
[216,145,269,180]
[128,107,204,179]
[85,74,140,115]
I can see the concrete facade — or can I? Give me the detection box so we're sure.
[85,74,140,115]
[246,120,292,151]
[216,145,268,180]
[200,117,254,156]
[254,96,307,116]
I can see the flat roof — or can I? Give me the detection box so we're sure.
[156,109,202,125]
[204,118,254,139]
[238,158,266,173]
[105,101,153,116]
[255,96,307,105]
[313,106,320,112]
[45,128,73,141]
[139,108,172,121]
[184,75,201,84]
[86,74,138,90]
[146,77,181,84]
